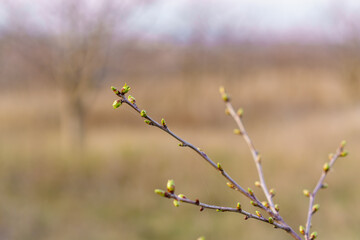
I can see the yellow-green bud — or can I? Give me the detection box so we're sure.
[254,181,261,187]
[323,162,330,172]
[255,210,262,218]
[120,83,131,94]
[226,182,235,189]
[112,99,122,109]
[233,129,241,135]
[328,153,334,160]
[144,120,151,125]
[262,201,269,208]
[236,202,242,210]
[222,93,230,102]
[321,183,328,189]
[178,194,186,199]
[248,187,254,196]
[303,189,310,197]
[340,140,347,148]
[269,188,276,197]
[275,204,280,212]
[217,162,223,171]
[111,86,120,95]
[312,204,320,214]
[237,108,244,117]
[127,95,136,104]
[310,231,318,239]
[340,151,348,157]
[161,118,167,127]
[250,201,257,206]
[173,199,180,207]
[268,217,274,224]
[140,110,147,118]
[197,237,205,240]
[154,189,165,197]
[167,179,175,193]
[178,143,184,147]
[299,225,305,235]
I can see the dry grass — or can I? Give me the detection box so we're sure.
[1,70,359,239]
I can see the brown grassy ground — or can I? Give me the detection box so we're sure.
[1,70,359,239]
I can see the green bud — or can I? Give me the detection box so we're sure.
[269,188,276,197]
[250,201,257,206]
[127,95,136,104]
[236,202,242,210]
[233,129,241,135]
[112,99,122,109]
[120,83,131,94]
[177,194,186,199]
[275,204,280,212]
[226,182,235,189]
[173,199,180,207]
[312,204,320,214]
[310,231,318,239]
[216,209,224,212]
[237,108,244,117]
[254,181,261,187]
[268,217,274,224]
[167,179,175,193]
[321,183,328,189]
[255,210,262,218]
[299,225,305,235]
[340,140,347,148]
[328,153,334,160]
[161,118,167,127]
[248,187,254,196]
[154,189,165,197]
[262,201,269,208]
[303,189,310,197]
[340,151,348,157]
[178,143,184,147]
[217,162,223,171]
[323,162,330,172]
[111,86,120,95]
[221,93,230,102]
[144,120,151,125]
[197,237,205,240]
[140,110,147,118]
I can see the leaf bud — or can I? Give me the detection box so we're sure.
[340,151,348,157]
[167,179,175,193]
[340,140,347,148]
[248,187,254,196]
[173,199,180,207]
[120,83,131,94]
[226,182,235,189]
[299,225,305,235]
[144,120,151,125]
[161,118,167,127]
[303,189,310,197]
[310,231,318,239]
[250,201,257,206]
[127,95,136,104]
[262,201,269,208]
[269,188,276,197]
[254,181,261,187]
[233,129,241,135]
[111,86,120,95]
[178,194,186,199]
[323,162,330,173]
[217,162,223,171]
[321,183,328,189]
[225,108,230,115]
[328,153,334,160]
[140,110,147,118]
[275,204,280,212]
[312,204,320,214]
[236,202,242,210]
[255,210,262,218]
[112,100,122,109]
[268,217,274,224]
[237,108,244,117]
[154,189,166,197]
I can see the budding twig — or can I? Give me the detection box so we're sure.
[304,141,348,240]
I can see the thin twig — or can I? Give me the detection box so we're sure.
[159,192,292,231]
[304,143,346,240]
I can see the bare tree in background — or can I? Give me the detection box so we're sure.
[2,0,155,151]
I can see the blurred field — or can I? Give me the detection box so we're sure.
[1,72,359,239]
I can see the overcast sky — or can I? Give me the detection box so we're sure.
[2,0,360,43]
